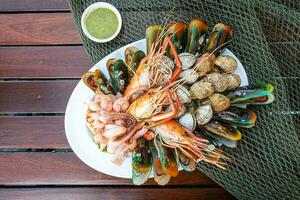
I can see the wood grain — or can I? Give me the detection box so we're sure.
[0,0,69,11]
[0,46,91,78]
[0,13,81,45]
[0,81,77,113]
[0,116,68,149]
[0,152,215,186]
[0,187,234,200]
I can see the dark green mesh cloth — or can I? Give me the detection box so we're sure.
[68,0,300,199]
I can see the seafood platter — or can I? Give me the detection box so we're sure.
[65,19,275,185]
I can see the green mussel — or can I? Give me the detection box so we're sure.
[132,138,152,185]
[177,149,196,172]
[82,69,114,94]
[185,19,208,54]
[166,22,188,56]
[124,46,145,77]
[213,107,257,128]
[146,25,163,54]
[106,58,129,94]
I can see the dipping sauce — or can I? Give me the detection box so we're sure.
[86,8,119,39]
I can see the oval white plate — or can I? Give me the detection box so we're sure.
[65,39,248,179]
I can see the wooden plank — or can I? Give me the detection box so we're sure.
[0,81,77,113]
[0,116,68,149]
[0,152,215,186]
[0,46,91,78]
[0,187,234,200]
[0,13,81,45]
[0,0,69,11]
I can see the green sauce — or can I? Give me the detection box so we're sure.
[86,8,119,39]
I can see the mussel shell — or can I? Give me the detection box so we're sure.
[149,141,171,186]
[179,53,196,70]
[194,53,216,77]
[107,59,129,94]
[166,22,188,55]
[213,107,257,128]
[203,23,233,55]
[176,85,191,104]
[179,69,199,84]
[185,19,208,54]
[204,131,237,148]
[195,104,213,125]
[125,47,145,77]
[132,138,152,185]
[82,69,114,94]
[208,93,231,112]
[125,46,139,65]
[202,120,242,141]
[155,139,179,177]
[190,81,214,100]
[215,55,237,73]
[177,149,196,172]
[178,112,196,131]
[146,25,163,54]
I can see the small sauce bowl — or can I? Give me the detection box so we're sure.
[81,2,122,43]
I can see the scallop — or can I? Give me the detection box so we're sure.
[224,74,241,90]
[179,53,196,70]
[208,93,231,112]
[176,85,191,103]
[215,55,237,72]
[190,81,214,100]
[178,112,196,131]
[179,69,199,84]
[194,53,215,77]
[195,104,213,125]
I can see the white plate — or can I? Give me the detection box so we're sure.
[65,39,248,179]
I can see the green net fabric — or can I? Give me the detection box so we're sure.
[68,0,300,199]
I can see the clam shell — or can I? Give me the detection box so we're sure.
[179,53,196,70]
[194,53,215,77]
[224,74,241,90]
[166,105,186,118]
[161,55,175,70]
[202,73,228,92]
[179,69,199,84]
[215,55,237,72]
[190,81,214,100]
[178,112,196,131]
[195,104,213,125]
[208,93,231,112]
[176,85,191,104]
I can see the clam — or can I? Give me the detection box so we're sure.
[202,120,242,141]
[208,93,231,112]
[179,53,196,70]
[132,138,152,185]
[215,55,238,73]
[166,105,186,118]
[149,141,171,185]
[178,112,196,131]
[179,69,199,84]
[194,53,216,77]
[201,72,228,92]
[224,74,241,90]
[161,55,175,70]
[213,107,257,128]
[195,104,213,125]
[190,81,214,100]
[176,85,191,103]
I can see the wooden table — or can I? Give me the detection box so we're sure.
[0,1,297,200]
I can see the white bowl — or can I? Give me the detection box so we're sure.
[81,2,122,43]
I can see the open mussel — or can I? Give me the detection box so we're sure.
[166,22,188,55]
[213,107,257,128]
[177,149,196,172]
[132,138,152,185]
[107,59,129,94]
[201,120,242,141]
[155,138,179,177]
[149,141,171,185]
[82,69,114,94]
[203,23,233,55]
[204,130,238,148]
[125,46,146,77]
[227,83,275,105]
[146,25,163,54]
[185,19,208,54]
